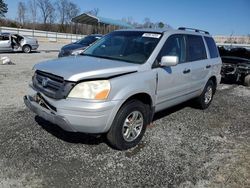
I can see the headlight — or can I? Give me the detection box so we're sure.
[71,49,85,56]
[68,80,110,100]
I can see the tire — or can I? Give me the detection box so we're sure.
[244,74,250,87]
[22,45,31,53]
[107,100,150,150]
[196,80,215,109]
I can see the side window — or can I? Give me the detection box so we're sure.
[205,37,219,58]
[0,36,9,41]
[158,34,186,63]
[186,35,207,62]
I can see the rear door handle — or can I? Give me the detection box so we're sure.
[206,65,211,69]
[183,69,191,74]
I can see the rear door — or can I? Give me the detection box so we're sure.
[0,34,12,51]
[185,35,210,91]
[204,36,221,79]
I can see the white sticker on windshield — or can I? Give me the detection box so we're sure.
[142,33,161,38]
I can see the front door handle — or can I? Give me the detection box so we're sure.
[183,69,191,74]
[206,65,211,69]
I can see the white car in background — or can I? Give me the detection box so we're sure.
[0,33,39,53]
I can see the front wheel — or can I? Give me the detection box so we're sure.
[196,80,215,109]
[107,100,150,150]
[22,45,31,53]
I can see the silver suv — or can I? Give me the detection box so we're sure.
[24,27,221,150]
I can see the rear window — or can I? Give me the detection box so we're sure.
[186,35,207,62]
[205,37,219,58]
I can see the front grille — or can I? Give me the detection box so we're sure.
[33,70,75,99]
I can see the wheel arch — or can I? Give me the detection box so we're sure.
[209,76,217,91]
[120,92,154,123]
[124,93,153,107]
[104,92,154,133]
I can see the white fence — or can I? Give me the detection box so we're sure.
[0,27,85,42]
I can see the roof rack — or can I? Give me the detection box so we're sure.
[178,27,210,35]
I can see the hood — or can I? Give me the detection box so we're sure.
[34,56,139,82]
[61,43,87,51]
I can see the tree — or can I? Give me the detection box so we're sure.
[0,0,8,17]
[122,17,134,25]
[56,0,68,26]
[143,17,152,28]
[87,8,99,16]
[158,22,164,28]
[47,5,56,24]
[29,0,37,29]
[57,0,79,25]
[66,2,79,22]
[37,0,54,24]
[17,1,26,25]
[56,0,79,32]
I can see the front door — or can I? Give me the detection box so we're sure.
[154,34,194,112]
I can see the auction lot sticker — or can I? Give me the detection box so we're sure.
[142,33,161,38]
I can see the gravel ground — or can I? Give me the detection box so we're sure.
[0,48,250,188]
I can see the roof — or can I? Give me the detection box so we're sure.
[118,28,171,33]
[0,32,23,36]
[114,28,212,38]
[72,13,134,29]
[0,32,11,35]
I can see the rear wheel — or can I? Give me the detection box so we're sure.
[107,100,149,150]
[244,74,250,87]
[22,45,31,53]
[196,80,215,109]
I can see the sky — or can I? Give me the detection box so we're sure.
[4,0,250,35]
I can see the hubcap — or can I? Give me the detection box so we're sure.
[204,86,213,104]
[24,47,30,53]
[122,111,143,142]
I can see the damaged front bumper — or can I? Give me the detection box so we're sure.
[24,95,75,132]
[24,86,121,133]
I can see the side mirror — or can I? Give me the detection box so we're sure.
[160,56,179,67]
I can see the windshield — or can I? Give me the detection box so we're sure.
[83,31,162,64]
[75,36,97,45]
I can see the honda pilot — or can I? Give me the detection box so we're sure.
[24,27,221,150]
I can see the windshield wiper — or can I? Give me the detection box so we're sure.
[81,54,115,60]
[80,53,98,57]
[81,54,141,64]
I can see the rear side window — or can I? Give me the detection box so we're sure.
[0,35,9,41]
[186,35,207,62]
[205,37,219,58]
